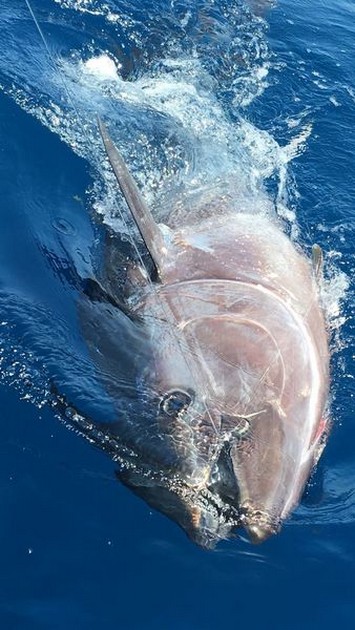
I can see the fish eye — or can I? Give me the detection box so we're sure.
[234,417,250,437]
[222,414,251,439]
[160,390,193,417]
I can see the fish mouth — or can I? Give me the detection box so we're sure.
[185,497,279,547]
[115,438,281,548]
[118,467,281,548]
[200,447,281,545]
[239,505,280,543]
[176,484,280,548]
[117,464,241,549]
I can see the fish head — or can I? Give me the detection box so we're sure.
[139,279,328,544]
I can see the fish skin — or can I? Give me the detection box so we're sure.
[93,120,329,547]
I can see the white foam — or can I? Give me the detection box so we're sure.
[281,123,313,163]
[83,54,120,80]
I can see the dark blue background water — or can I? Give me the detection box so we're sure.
[0,1,354,628]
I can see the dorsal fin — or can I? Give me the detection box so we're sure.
[312,244,324,281]
[98,117,165,276]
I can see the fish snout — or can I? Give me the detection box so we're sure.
[240,505,280,544]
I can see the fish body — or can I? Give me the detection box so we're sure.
[95,120,329,546]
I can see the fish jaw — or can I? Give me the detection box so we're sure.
[117,464,238,549]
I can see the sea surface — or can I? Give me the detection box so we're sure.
[0,0,354,628]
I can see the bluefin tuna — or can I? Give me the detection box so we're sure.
[82,118,329,547]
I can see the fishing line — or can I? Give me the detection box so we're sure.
[24,0,87,140]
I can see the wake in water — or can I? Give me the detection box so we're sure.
[0,0,351,531]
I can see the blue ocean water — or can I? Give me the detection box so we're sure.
[0,0,354,628]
